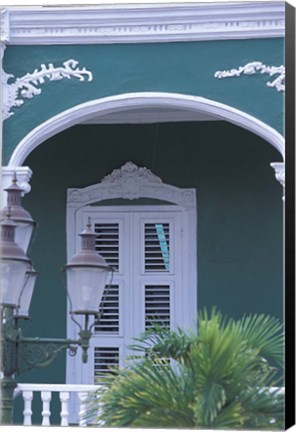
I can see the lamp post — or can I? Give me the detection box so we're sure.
[0,176,112,425]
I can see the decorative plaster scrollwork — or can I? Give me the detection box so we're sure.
[2,59,93,120]
[214,62,285,92]
[67,162,196,208]
[102,161,162,184]
[100,161,163,200]
[270,162,285,200]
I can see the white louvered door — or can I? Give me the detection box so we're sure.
[74,206,185,384]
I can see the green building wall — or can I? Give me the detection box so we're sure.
[3,38,284,165]
[13,120,283,423]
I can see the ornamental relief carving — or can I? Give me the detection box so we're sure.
[2,59,93,120]
[214,62,285,92]
[270,162,285,200]
[101,161,162,185]
[67,162,196,208]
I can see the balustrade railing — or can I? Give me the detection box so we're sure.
[15,383,98,426]
[14,383,285,427]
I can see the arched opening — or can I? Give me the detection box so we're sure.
[10,93,283,422]
[8,92,284,167]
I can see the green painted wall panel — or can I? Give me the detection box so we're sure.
[3,38,284,164]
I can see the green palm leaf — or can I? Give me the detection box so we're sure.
[235,314,284,366]
[85,308,284,429]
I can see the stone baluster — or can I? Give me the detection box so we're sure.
[22,390,33,426]
[59,391,70,426]
[41,391,52,426]
[78,391,89,427]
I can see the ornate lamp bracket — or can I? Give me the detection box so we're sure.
[1,304,93,377]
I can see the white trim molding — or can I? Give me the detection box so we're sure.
[2,59,93,120]
[215,62,285,92]
[1,2,284,46]
[1,8,9,44]
[7,92,285,167]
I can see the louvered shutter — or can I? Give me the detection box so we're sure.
[94,223,120,271]
[145,284,170,330]
[95,285,120,333]
[74,207,186,385]
[94,347,119,383]
[144,223,170,272]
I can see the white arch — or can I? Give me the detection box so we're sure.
[8,92,284,166]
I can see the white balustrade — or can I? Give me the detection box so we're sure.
[14,383,285,427]
[15,383,98,426]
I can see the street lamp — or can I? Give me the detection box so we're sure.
[1,172,36,253]
[16,268,38,319]
[1,214,32,308]
[0,177,112,425]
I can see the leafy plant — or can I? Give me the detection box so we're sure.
[85,308,284,429]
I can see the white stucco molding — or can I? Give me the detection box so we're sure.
[7,92,285,168]
[0,8,9,44]
[5,92,285,200]
[270,162,285,200]
[1,2,284,45]
[67,161,196,209]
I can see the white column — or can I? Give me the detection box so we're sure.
[41,390,52,426]
[1,10,10,193]
[1,166,33,207]
[22,390,33,426]
[270,162,285,200]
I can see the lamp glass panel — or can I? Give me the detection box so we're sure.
[15,222,34,253]
[1,259,31,306]
[67,267,108,314]
[17,271,37,317]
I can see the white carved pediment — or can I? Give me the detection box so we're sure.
[67,162,196,208]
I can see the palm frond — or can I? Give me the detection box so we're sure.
[85,308,284,429]
[235,314,284,366]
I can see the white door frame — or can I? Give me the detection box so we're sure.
[66,161,197,384]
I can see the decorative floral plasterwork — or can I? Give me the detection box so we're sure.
[102,161,162,185]
[214,62,285,92]
[67,161,196,207]
[2,59,93,120]
[270,162,285,200]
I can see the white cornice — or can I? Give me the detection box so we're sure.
[1,2,284,45]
